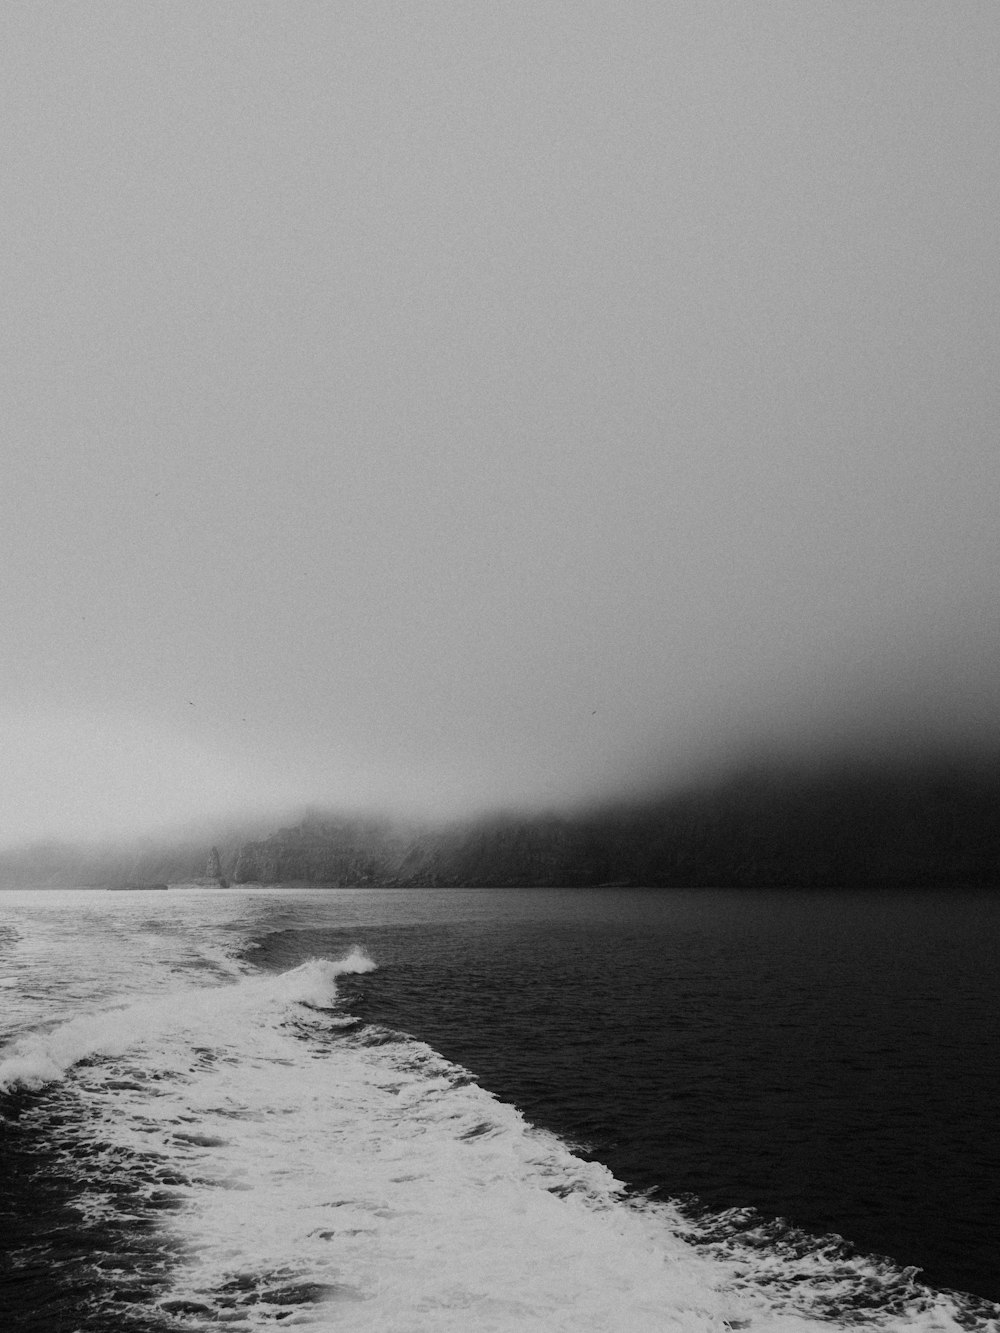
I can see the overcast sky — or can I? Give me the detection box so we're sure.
[2,3,999,842]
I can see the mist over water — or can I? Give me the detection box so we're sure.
[1,3,998,840]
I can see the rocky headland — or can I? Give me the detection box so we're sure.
[3,755,999,890]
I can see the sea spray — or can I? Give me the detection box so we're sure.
[270,947,377,1008]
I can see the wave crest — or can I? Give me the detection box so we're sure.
[0,947,376,1093]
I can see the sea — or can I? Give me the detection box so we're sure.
[0,885,997,1332]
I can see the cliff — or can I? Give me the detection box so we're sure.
[229,758,1000,889]
[232,816,407,885]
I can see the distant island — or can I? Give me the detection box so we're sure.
[2,754,999,890]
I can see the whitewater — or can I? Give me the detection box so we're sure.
[0,887,994,1332]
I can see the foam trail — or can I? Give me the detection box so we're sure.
[48,1001,750,1328]
[0,951,737,1329]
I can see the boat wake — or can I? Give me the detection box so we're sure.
[1,948,995,1332]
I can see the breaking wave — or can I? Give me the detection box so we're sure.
[0,951,375,1093]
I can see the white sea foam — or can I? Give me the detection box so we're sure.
[0,952,374,1093]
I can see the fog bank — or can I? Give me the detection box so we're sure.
[2,4,998,845]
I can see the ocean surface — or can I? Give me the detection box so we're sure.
[0,885,997,1332]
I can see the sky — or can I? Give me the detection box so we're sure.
[2,2,999,843]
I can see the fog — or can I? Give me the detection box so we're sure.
[2,3,999,845]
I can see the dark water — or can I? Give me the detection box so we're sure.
[250,886,1000,1305]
